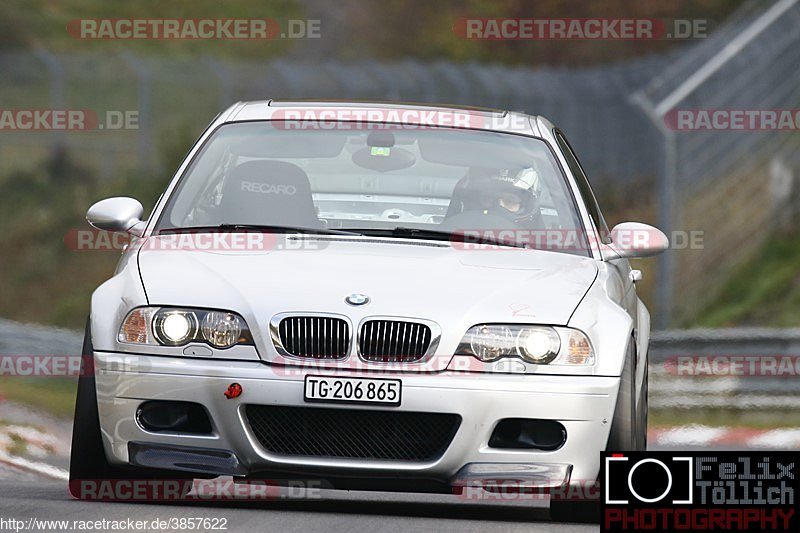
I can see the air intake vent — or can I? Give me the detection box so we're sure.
[358,320,433,363]
[277,316,350,359]
[246,405,461,461]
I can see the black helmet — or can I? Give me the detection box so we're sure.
[466,167,542,223]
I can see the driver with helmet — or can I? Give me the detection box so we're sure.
[447,166,544,229]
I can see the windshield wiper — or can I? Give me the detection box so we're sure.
[350,227,526,249]
[158,224,363,236]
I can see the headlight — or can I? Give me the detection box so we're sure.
[517,327,561,364]
[456,324,594,366]
[201,311,243,348]
[153,309,197,346]
[118,307,253,349]
[467,325,514,362]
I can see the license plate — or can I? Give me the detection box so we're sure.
[304,376,401,406]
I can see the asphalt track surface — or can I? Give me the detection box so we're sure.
[1,478,585,533]
[0,443,702,533]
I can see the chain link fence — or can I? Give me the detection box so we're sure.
[636,0,800,325]
[0,50,671,182]
[0,0,797,326]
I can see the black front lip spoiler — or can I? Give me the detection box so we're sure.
[128,441,246,476]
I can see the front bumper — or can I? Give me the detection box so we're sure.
[94,352,619,490]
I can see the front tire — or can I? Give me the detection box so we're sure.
[68,320,192,500]
[550,337,646,523]
[68,321,131,499]
[606,338,646,451]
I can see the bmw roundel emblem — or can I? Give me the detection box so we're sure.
[345,293,370,306]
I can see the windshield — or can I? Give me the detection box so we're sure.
[156,122,589,256]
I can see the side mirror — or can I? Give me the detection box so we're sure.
[86,197,144,235]
[604,222,669,260]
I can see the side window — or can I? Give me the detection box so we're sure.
[554,130,611,243]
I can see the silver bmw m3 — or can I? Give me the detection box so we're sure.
[70,100,667,519]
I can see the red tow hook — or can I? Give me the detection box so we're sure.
[224,383,243,399]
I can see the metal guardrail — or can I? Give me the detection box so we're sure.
[650,328,800,360]
[635,0,800,326]
[649,328,800,410]
[0,319,82,357]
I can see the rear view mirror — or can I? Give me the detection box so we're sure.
[86,197,144,235]
[352,146,416,172]
[605,222,669,260]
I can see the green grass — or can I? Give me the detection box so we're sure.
[0,149,169,328]
[0,377,77,419]
[690,233,800,327]
[6,432,28,455]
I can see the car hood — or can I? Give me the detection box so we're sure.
[137,235,597,364]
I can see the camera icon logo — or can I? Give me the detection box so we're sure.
[605,455,694,505]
